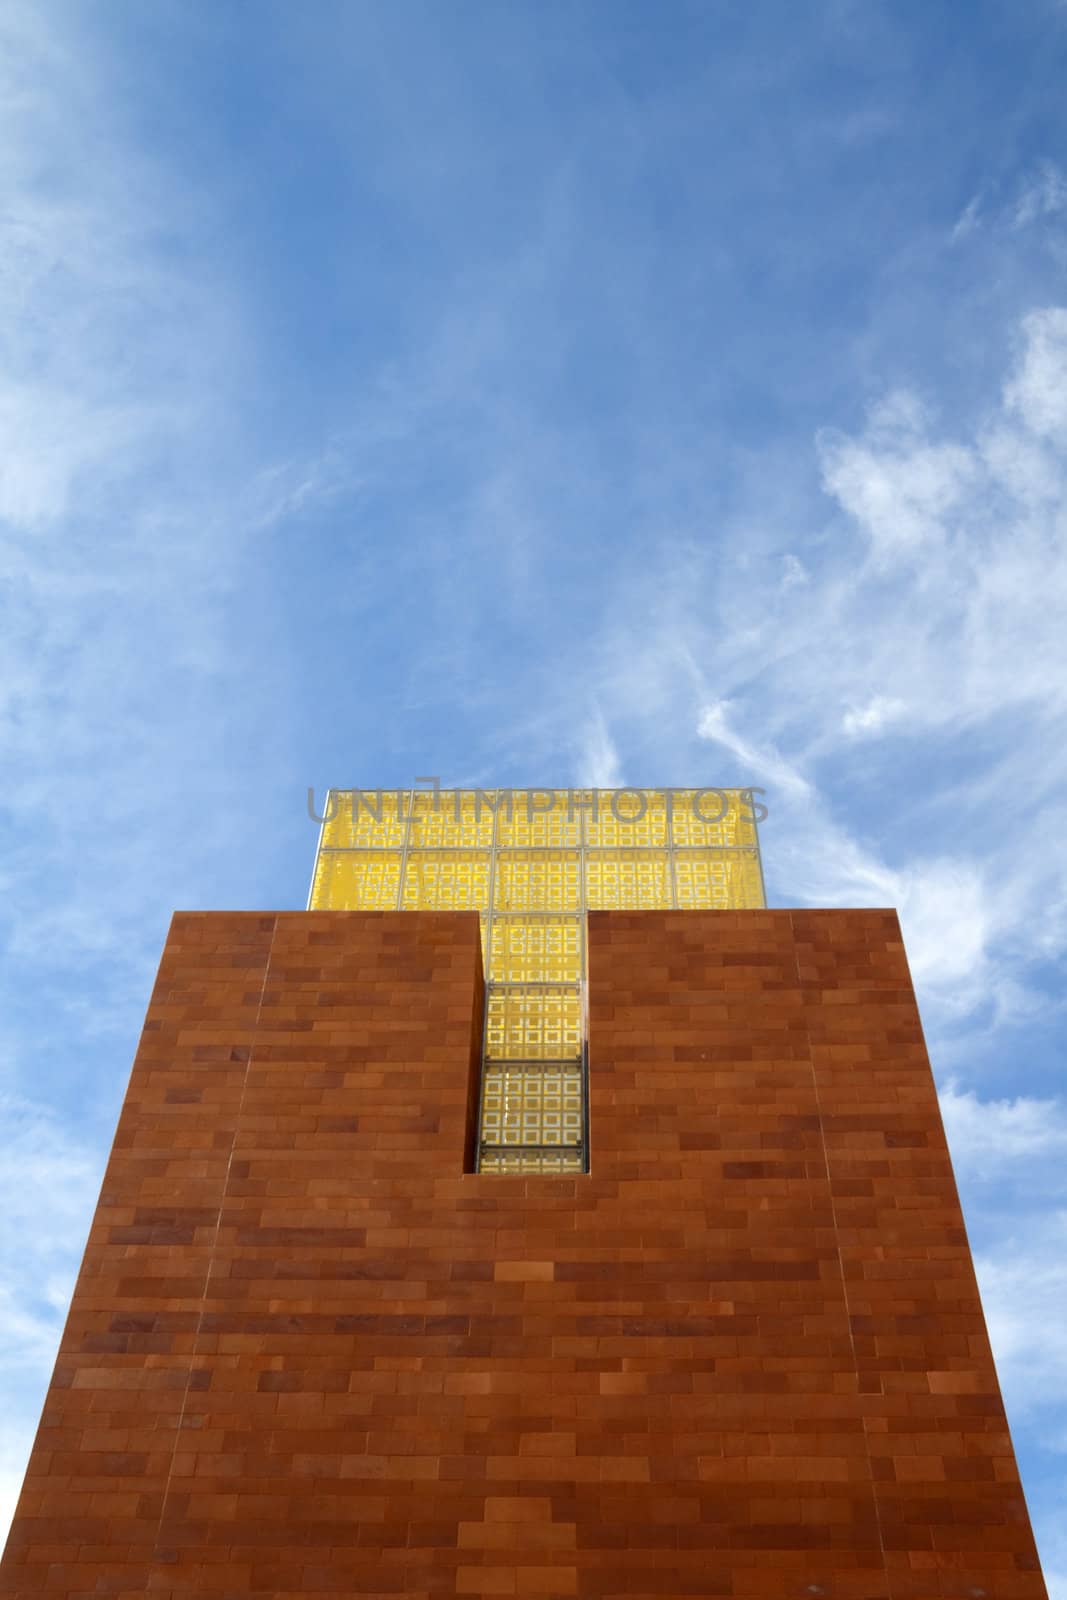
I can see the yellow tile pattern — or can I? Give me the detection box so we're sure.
[494,851,582,913]
[585,849,672,910]
[478,1148,586,1175]
[478,1064,584,1148]
[399,852,490,912]
[484,986,583,1062]
[487,915,582,985]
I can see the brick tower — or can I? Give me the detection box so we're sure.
[0,788,1047,1598]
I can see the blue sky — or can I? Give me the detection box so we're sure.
[3,0,1067,1581]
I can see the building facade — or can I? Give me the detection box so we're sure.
[0,789,1047,1598]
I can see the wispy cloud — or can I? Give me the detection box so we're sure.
[0,1092,98,1533]
[1013,162,1067,229]
[952,162,1067,244]
[697,701,814,800]
[1004,307,1067,441]
[951,192,983,241]
[779,553,809,591]
[941,1083,1067,1174]
[817,394,976,563]
[975,1214,1067,1423]
[840,695,908,738]
[576,708,623,788]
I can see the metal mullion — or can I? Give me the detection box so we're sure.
[320,841,758,854]
[580,844,667,854]
[317,846,403,854]
[481,1055,583,1069]
[488,913,583,928]
[396,787,416,910]
[752,813,768,909]
[580,794,590,1174]
[404,844,492,857]
[472,799,501,1174]
[306,788,331,910]
[494,844,583,855]
[480,1143,585,1155]
[474,982,494,1174]
[484,794,500,979]
[490,976,582,984]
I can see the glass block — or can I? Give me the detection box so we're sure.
[487,915,582,985]
[407,790,495,849]
[496,792,582,848]
[494,851,581,912]
[585,790,668,847]
[321,790,407,850]
[400,851,490,911]
[484,985,582,1061]
[669,789,758,849]
[479,1148,585,1175]
[310,850,400,910]
[728,848,766,908]
[479,1064,584,1148]
[674,848,736,909]
[585,849,671,909]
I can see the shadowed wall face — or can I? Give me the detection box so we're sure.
[0,909,1046,1599]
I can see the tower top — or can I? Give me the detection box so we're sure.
[309,786,765,914]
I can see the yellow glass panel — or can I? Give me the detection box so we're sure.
[585,849,671,909]
[407,790,495,849]
[671,846,765,908]
[487,914,582,985]
[669,789,758,849]
[494,850,581,912]
[496,792,582,848]
[478,1148,585,1175]
[310,849,400,910]
[585,789,668,847]
[479,1064,583,1148]
[673,849,741,909]
[727,848,766,908]
[400,851,490,911]
[322,790,407,851]
[484,985,582,1061]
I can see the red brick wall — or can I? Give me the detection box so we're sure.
[0,909,1046,1599]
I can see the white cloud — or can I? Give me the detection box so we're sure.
[841,695,907,737]
[974,1214,1067,1420]
[1004,308,1067,442]
[698,701,814,800]
[895,859,993,991]
[940,1083,1067,1174]
[780,553,809,590]
[1012,162,1067,230]
[0,1081,107,1555]
[0,1430,35,1563]
[952,164,1067,246]
[576,708,623,788]
[818,397,976,562]
[951,192,983,241]
[695,704,997,1004]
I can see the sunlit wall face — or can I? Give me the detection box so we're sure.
[309,788,765,1174]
